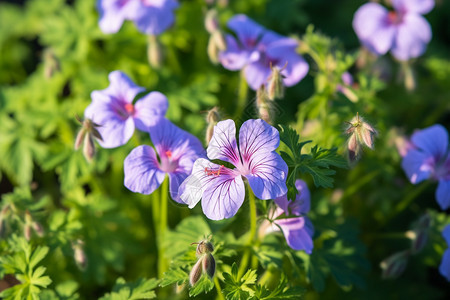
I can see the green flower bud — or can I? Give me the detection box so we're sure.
[202,253,216,279]
[267,63,286,100]
[147,35,163,69]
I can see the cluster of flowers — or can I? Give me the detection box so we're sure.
[81,70,314,253]
[401,124,450,280]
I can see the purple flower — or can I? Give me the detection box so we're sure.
[97,0,179,35]
[267,179,314,253]
[179,119,288,220]
[352,0,434,61]
[124,118,204,201]
[401,124,450,210]
[219,15,309,90]
[85,71,168,148]
[439,224,450,281]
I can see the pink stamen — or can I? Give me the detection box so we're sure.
[166,150,172,159]
[204,165,224,176]
[125,103,135,114]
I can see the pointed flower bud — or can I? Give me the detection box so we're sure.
[345,113,378,163]
[24,224,32,241]
[205,9,219,34]
[43,48,60,79]
[408,213,432,254]
[380,250,410,279]
[256,85,272,124]
[267,63,287,100]
[73,240,87,270]
[147,35,163,69]
[202,253,216,279]
[189,256,204,286]
[206,107,221,145]
[207,30,226,64]
[75,116,103,162]
[32,221,45,237]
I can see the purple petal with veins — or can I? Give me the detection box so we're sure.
[207,119,241,165]
[124,145,166,194]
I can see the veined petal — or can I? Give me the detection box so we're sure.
[276,216,314,253]
[411,124,448,160]
[227,14,266,49]
[274,179,311,215]
[393,0,434,15]
[168,171,189,203]
[134,91,168,131]
[202,172,245,220]
[124,145,166,194]
[219,35,253,71]
[239,119,280,160]
[246,152,288,200]
[391,13,432,61]
[207,120,241,165]
[108,71,145,103]
[401,149,433,184]
[436,180,450,210]
[439,249,450,282]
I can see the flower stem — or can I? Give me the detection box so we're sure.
[157,176,169,278]
[234,69,248,120]
[214,276,225,300]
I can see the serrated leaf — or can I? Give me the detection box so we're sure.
[99,277,158,300]
[29,246,49,270]
[189,275,214,297]
[160,268,188,287]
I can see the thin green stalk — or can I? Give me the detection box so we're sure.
[157,176,169,279]
[234,70,248,120]
[214,276,225,300]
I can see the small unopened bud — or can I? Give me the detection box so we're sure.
[202,253,216,279]
[147,35,163,69]
[74,129,86,150]
[256,85,272,124]
[196,240,214,256]
[267,63,286,100]
[83,134,95,162]
[408,214,432,254]
[401,62,416,92]
[205,9,219,34]
[380,250,410,279]
[206,107,221,144]
[207,31,226,64]
[24,224,32,241]
[73,240,87,270]
[189,256,204,286]
[43,49,60,79]
[345,113,378,164]
[32,222,44,237]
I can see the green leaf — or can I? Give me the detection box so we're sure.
[99,277,158,300]
[222,263,257,300]
[29,246,49,270]
[160,268,188,287]
[189,275,214,297]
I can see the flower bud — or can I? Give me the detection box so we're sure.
[345,113,378,163]
[83,134,95,162]
[408,213,432,254]
[32,222,45,237]
[207,31,226,64]
[73,240,87,270]
[205,9,219,34]
[202,253,216,279]
[206,107,221,145]
[74,128,86,150]
[196,240,214,256]
[256,85,272,124]
[267,64,286,100]
[43,48,60,79]
[24,224,32,241]
[380,250,410,279]
[0,217,5,238]
[189,256,204,286]
[147,35,163,69]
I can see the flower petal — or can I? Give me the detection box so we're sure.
[246,152,288,200]
[168,171,189,203]
[391,13,432,61]
[353,3,395,55]
[201,172,245,220]
[392,0,434,15]
[439,249,450,282]
[442,224,450,247]
[276,216,314,253]
[207,120,241,165]
[97,0,140,34]
[134,91,168,131]
[265,38,309,87]
[411,124,448,160]
[244,61,271,90]
[133,0,178,35]
[227,14,266,49]
[219,35,254,71]
[274,179,311,215]
[124,145,166,194]
[108,71,145,103]
[401,149,433,184]
[239,119,280,160]
[436,180,450,210]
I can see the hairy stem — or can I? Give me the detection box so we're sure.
[157,176,169,278]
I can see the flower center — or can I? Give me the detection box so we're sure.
[159,150,178,173]
[204,165,224,176]
[433,158,450,180]
[387,11,402,25]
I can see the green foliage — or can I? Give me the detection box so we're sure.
[222,263,257,300]
[189,275,215,297]
[279,125,347,199]
[0,236,52,300]
[99,277,158,300]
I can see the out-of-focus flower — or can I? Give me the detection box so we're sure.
[401,124,450,210]
[85,71,168,148]
[353,0,434,61]
[124,118,204,202]
[97,0,179,35]
[336,72,358,103]
[260,180,314,253]
[219,14,309,90]
[439,224,450,281]
[180,119,288,220]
